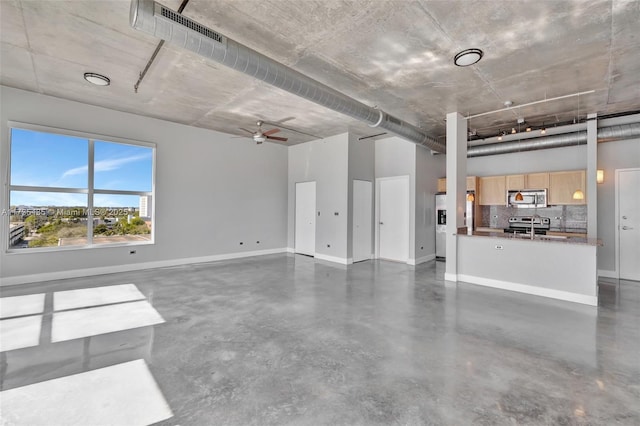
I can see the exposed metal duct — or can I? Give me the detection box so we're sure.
[467,123,640,157]
[129,0,445,153]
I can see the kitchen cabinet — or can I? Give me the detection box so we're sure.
[526,172,549,189]
[505,173,549,190]
[549,170,586,205]
[437,177,477,193]
[506,174,525,190]
[479,176,506,205]
[466,176,477,192]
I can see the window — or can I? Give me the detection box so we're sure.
[7,124,155,251]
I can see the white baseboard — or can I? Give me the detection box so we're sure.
[314,253,351,265]
[408,254,436,266]
[457,274,598,307]
[597,269,617,279]
[286,247,295,254]
[444,272,458,282]
[0,248,288,287]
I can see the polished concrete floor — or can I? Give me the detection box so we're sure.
[1,254,639,425]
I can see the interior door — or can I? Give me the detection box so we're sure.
[618,169,640,281]
[378,176,409,262]
[353,180,372,263]
[295,181,316,257]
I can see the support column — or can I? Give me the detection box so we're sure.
[587,113,597,239]
[444,112,467,282]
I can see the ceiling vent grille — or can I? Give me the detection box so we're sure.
[160,5,225,45]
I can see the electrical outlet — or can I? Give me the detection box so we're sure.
[495,245,503,250]
[256,241,260,244]
[129,250,136,255]
[327,244,330,248]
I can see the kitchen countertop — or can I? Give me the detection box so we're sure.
[465,231,602,246]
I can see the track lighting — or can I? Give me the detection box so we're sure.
[511,128,517,134]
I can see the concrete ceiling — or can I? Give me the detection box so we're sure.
[1,0,639,145]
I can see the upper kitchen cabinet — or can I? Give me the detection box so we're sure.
[467,176,477,192]
[549,170,586,205]
[505,173,549,190]
[479,176,506,205]
[437,176,477,193]
[506,174,525,190]
[526,172,549,190]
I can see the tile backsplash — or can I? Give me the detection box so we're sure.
[480,204,587,231]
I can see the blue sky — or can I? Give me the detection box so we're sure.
[10,129,152,207]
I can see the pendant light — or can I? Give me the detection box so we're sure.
[467,193,475,202]
[515,192,524,201]
[572,190,585,200]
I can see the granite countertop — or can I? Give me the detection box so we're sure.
[465,231,602,246]
[548,227,587,234]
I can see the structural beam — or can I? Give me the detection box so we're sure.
[587,113,597,238]
[445,112,467,282]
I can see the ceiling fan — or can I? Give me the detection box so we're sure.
[239,120,288,144]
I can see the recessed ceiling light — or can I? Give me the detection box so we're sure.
[453,48,483,67]
[83,72,110,86]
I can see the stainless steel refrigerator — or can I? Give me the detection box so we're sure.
[435,193,474,259]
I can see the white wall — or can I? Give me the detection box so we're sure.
[287,134,349,261]
[416,147,446,263]
[597,138,640,274]
[0,86,288,283]
[375,137,416,262]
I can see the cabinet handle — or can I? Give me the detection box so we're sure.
[622,226,633,230]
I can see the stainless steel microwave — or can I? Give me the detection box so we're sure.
[507,189,547,208]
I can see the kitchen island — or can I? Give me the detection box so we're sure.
[454,232,601,306]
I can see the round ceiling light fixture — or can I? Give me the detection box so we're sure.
[453,48,484,67]
[83,72,110,86]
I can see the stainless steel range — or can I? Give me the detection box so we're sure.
[504,216,551,234]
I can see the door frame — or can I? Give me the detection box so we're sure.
[352,179,373,263]
[615,168,640,280]
[375,175,410,261]
[294,181,316,257]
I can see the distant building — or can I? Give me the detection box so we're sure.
[139,195,152,219]
[9,223,25,246]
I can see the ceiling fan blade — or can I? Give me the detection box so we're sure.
[263,128,280,136]
[239,128,255,134]
[267,136,288,142]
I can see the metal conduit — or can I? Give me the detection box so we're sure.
[130,0,445,152]
[467,123,640,157]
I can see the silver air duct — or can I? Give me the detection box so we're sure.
[130,0,445,153]
[467,123,640,157]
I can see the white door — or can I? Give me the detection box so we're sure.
[353,180,373,262]
[377,176,409,262]
[618,169,640,281]
[295,181,316,256]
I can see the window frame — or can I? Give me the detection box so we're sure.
[5,121,156,254]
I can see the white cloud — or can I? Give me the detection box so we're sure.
[62,153,151,179]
